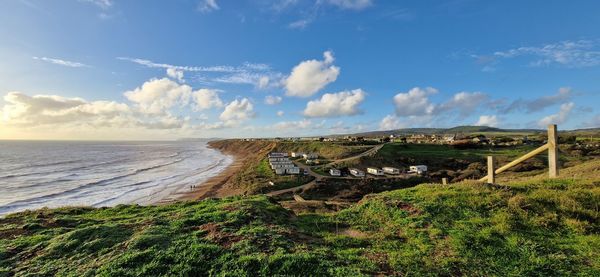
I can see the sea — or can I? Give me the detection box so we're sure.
[0,140,232,216]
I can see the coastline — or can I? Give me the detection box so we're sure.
[165,139,277,203]
[172,141,246,202]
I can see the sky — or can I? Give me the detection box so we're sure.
[0,0,599,140]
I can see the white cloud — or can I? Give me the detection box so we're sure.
[285,51,340,97]
[219,98,255,126]
[213,72,281,88]
[0,91,136,128]
[118,57,267,73]
[538,102,575,127]
[166,68,184,82]
[32,56,88,68]
[272,119,313,130]
[475,115,499,127]
[258,76,270,89]
[119,57,279,88]
[327,0,373,10]
[124,78,192,114]
[192,89,223,111]
[493,40,600,68]
[393,87,437,116]
[264,95,282,105]
[439,91,488,117]
[277,110,284,117]
[199,0,219,13]
[288,19,311,29]
[303,89,365,117]
[379,115,405,130]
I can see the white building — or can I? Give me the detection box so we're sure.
[409,165,428,174]
[349,168,365,177]
[303,153,319,159]
[268,152,288,158]
[367,167,384,176]
[286,167,300,174]
[291,152,305,158]
[274,168,286,175]
[383,167,400,175]
[329,168,341,176]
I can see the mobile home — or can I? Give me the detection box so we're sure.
[329,168,341,176]
[382,167,400,175]
[409,165,428,174]
[349,168,365,177]
[367,167,384,176]
[286,167,300,174]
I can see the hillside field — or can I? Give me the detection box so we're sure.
[1,160,599,276]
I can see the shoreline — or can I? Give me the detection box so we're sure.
[171,141,246,202]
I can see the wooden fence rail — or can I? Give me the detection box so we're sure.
[479,124,559,183]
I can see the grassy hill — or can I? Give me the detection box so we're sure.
[2,160,599,276]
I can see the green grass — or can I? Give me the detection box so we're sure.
[378,143,536,161]
[1,172,599,276]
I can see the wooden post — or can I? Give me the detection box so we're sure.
[487,156,495,184]
[548,124,558,178]
[442,178,447,185]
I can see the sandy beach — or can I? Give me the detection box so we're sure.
[170,139,276,202]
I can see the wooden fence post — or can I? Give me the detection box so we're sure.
[442,178,447,185]
[548,124,558,178]
[487,156,495,184]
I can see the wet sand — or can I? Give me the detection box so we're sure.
[169,139,276,202]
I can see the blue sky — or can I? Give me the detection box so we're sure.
[0,0,599,140]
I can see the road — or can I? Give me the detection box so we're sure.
[267,143,393,196]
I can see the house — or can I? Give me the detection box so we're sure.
[291,152,305,158]
[268,152,288,158]
[382,167,400,175]
[303,153,318,159]
[274,168,286,175]
[286,167,300,174]
[367,167,384,176]
[409,165,428,174]
[349,168,365,177]
[329,168,341,176]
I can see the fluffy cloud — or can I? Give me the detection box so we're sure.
[475,115,499,127]
[32,56,88,68]
[285,51,340,97]
[1,92,132,127]
[393,87,437,116]
[538,102,575,127]
[264,95,282,105]
[379,115,405,130]
[327,0,373,10]
[166,68,184,82]
[219,98,255,126]
[303,89,365,117]
[192,89,223,111]
[277,110,284,117]
[124,78,192,114]
[438,91,488,117]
